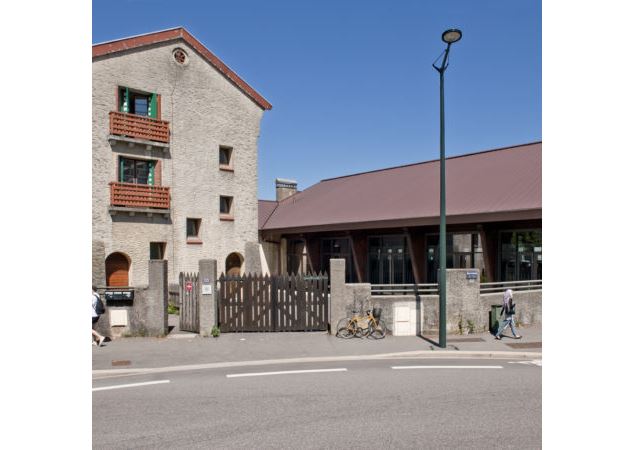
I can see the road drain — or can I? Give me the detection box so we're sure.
[505,342,541,349]
[111,360,131,366]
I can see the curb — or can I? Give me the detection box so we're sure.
[92,350,541,379]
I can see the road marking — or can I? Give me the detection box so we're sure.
[226,368,347,378]
[92,380,170,392]
[509,360,542,367]
[391,365,503,370]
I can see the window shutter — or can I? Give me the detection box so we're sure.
[148,93,158,118]
[120,87,129,113]
[154,160,162,186]
[119,157,124,182]
[148,161,155,186]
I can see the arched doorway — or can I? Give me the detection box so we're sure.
[225,252,244,276]
[106,252,130,287]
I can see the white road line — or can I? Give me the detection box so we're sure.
[391,365,503,370]
[509,360,542,367]
[92,380,171,392]
[226,368,348,378]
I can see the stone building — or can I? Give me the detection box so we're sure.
[93,27,271,287]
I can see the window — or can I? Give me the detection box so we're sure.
[220,196,233,220]
[287,239,308,275]
[186,218,201,241]
[499,230,542,281]
[118,86,158,118]
[119,157,156,185]
[150,242,166,260]
[426,233,484,283]
[219,146,233,170]
[368,236,414,285]
[320,238,354,282]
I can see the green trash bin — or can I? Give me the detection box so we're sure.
[490,305,503,334]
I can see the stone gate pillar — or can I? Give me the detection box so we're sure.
[198,259,217,336]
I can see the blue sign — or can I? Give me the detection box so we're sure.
[466,271,479,280]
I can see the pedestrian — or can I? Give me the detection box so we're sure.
[92,285,106,347]
[495,289,522,340]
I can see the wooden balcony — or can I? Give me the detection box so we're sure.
[109,182,170,211]
[109,111,170,144]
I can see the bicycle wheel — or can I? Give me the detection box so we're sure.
[368,319,387,339]
[336,318,355,339]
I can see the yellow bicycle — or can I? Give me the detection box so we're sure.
[336,308,387,339]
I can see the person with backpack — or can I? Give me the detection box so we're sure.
[92,285,106,347]
[494,289,522,340]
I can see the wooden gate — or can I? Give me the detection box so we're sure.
[179,272,199,333]
[218,273,329,332]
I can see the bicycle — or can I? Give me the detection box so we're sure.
[336,308,387,339]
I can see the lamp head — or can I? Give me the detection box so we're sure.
[442,29,462,44]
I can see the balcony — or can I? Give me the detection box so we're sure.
[108,111,170,150]
[109,182,170,217]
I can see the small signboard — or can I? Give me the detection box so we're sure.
[185,281,193,292]
[466,271,479,281]
[203,278,210,284]
[202,284,212,295]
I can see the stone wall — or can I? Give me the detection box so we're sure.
[329,259,542,337]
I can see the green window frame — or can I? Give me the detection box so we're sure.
[119,157,155,185]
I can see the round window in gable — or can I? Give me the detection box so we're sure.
[172,48,188,65]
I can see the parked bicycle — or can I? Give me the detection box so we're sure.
[336,307,387,339]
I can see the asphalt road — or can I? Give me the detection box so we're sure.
[93,358,541,449]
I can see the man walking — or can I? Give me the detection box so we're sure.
[495,289,522,340]
[92,286,106,347]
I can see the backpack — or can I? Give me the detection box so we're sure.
[94,293,105,315]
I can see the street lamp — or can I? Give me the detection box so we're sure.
[432,28,462,348]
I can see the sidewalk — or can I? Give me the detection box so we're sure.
[92,316,541,371]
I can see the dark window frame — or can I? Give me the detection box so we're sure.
[220,196,234,219]
[219,145,234,171]
[186,218,202,240]
[150,242,166,260]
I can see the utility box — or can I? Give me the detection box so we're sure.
[490,305,503,333]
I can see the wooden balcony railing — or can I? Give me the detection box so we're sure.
[109,111,170,143]
[110,182,170,210]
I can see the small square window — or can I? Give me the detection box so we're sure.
[219,146,233,171]
[150,242,166,260]
[220,196,234,220]
[186,218,201,239]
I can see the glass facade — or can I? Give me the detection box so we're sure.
[368,235,414,284]
[426,233,484,283]
[499,230,542,281]
[320,238,354,282]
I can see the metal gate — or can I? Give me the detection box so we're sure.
[218,273,329,332]
[179,272,199,332]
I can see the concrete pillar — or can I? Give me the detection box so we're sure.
[198,259,217,336]
[329,258,346,335]
[446,268,480,334]
[92,240,106,287]
[244,242,262,274]
[147,260,168,336]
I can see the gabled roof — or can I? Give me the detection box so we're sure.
[260,142,542,232]
[92,27,272,111]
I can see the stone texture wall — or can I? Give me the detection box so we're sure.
[93,40,265,287]
[329,259,542,337]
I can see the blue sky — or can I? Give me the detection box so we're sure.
[93,0,541,200]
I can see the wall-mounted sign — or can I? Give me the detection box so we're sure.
[202,284,212,295]
[185,281,193,292]
[466,271,479,281]
[203,278,210,284]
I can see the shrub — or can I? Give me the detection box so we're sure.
[211,325,220,337]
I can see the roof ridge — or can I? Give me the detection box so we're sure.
[92,26,184,46]
[320,141,542,183]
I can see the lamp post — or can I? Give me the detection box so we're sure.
[432,28,462,348]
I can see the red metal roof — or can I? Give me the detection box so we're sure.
[93,27,272,111]
[258,200,278,229]
[260,142,542,232]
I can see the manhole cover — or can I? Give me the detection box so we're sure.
[447,338,485,343]
[111,360,131,366]
[505,342,541,349]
